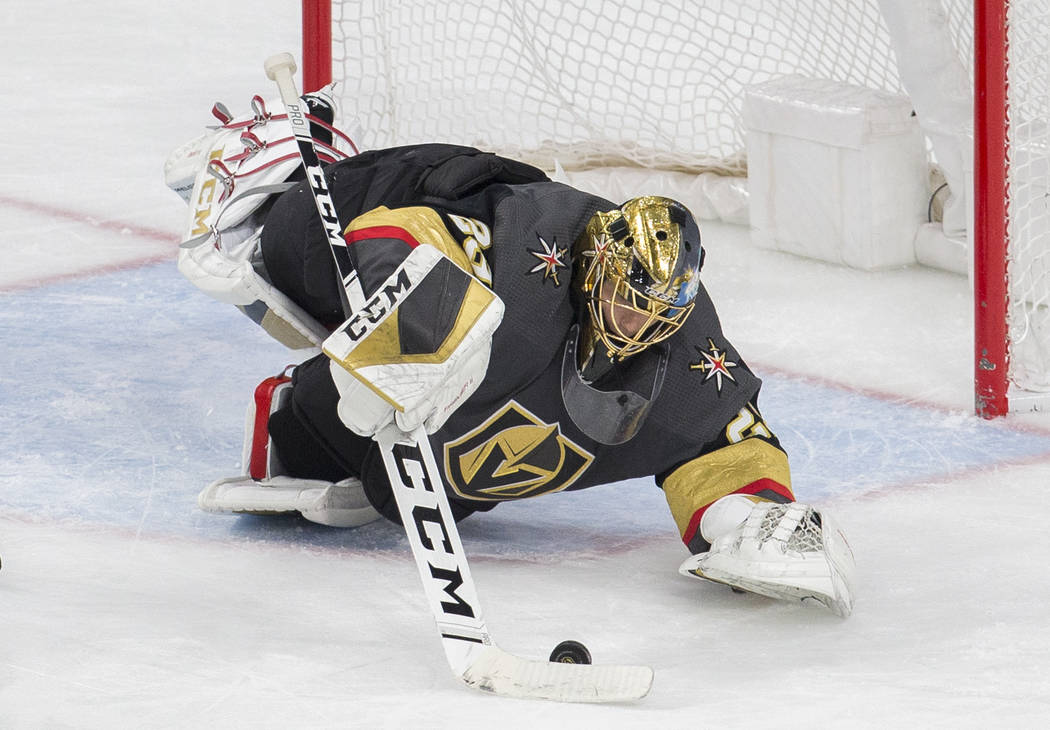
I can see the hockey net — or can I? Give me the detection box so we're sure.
[325,0,908,174]
[306,0,1050,415]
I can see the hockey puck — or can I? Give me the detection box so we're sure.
[549,640,591,665]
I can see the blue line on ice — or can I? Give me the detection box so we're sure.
[3,263,1048,557]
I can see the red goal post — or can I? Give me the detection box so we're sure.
[301,0,332,93]
[301,0,1049,419]
[973,0,1009,418]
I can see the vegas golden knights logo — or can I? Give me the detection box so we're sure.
[443,401,593,500]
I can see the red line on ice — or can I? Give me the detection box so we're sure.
[0,193,179,292]
[752,360,1050,438]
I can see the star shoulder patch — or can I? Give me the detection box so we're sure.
[527,234,569,286]
[689,337,739,393]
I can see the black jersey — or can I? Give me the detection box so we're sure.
[261,144,767,528]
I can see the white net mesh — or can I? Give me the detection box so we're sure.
[331,0,909,173]
[326,0,1050,401]
[1006,1,1050,392]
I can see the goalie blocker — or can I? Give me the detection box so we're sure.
[322,243,504,438]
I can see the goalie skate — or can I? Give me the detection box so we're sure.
[679,498,856,617]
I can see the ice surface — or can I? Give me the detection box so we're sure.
[2,2,1049,727]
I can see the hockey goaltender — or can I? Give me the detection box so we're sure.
[166,86,855,619]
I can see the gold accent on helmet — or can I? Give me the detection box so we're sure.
[575,196,702,363]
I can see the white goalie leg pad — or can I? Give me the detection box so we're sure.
[198,370,381,528]
[679,495,857,617]
[198,475,380,528]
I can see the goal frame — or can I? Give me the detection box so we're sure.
[972,0,1010,418]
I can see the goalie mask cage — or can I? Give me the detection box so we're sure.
[301,0,1050,419]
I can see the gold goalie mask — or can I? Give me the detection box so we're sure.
[560,196,704,445]
[576,196,704,365]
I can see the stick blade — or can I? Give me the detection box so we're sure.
[264,52,297,80]
[459,645,653,703]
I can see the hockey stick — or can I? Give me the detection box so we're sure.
[263,53,653,702]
